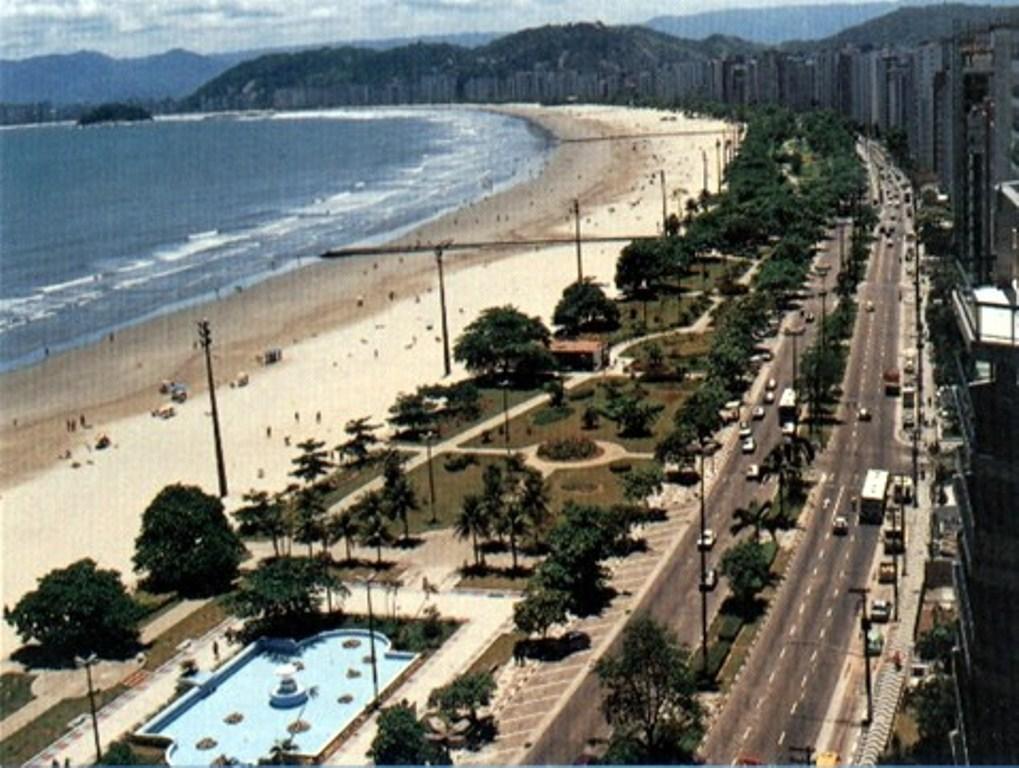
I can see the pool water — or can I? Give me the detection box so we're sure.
[139,630,415,765]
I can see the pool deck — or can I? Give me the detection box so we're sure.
[24,587,516,767]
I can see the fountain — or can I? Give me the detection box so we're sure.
[269,663,308,709]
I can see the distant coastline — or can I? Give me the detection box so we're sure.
[77,102,153,126]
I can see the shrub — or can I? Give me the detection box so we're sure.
[533,405,572,426]
[717,613,744,643]
[537,436,599,462]
[702,639,733,682]
[608,461,633,474]
[568,387,595,402]
[443,453,477,473]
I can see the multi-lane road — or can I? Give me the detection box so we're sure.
[700,144,914,763]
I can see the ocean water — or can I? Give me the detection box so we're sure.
[0,107,551,371]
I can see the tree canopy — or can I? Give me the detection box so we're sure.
[453,305,553,380]
[369,701,450,765]
[133,484,245,596]
[596,615,702,763]
[719,539,771,607]
[553,279,620,335]
[4,558,139,659]
[231,556,343,631]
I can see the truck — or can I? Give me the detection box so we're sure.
[860,468,890,523]
[884,368,901,396]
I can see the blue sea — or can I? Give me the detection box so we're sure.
[0,107,551,371]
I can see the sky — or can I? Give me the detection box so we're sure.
[0,0,898,60]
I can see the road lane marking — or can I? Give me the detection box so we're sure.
[780,647,787,660]
[789,624,797,637]
[779,730,787,747]
[744,726,752,742]
[801,673,809,688]
[799,603,806,616]
[769,670,777,685]
[813,566,819,576]
[826,607,833,618]
[820,627,826,640]
[791,701,798,715]
[818,550,826,561]
[806,585,813,596]
[810,649,818,663]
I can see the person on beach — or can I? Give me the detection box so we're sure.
[267,426,272,438]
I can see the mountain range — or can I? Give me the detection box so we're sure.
[1,1,1015,107]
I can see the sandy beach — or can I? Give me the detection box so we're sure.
[0,104,728,656]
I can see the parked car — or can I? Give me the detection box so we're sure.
[739,421,753,439]
[697,529,717,551]
[781,422,796,437]
[752,406,766,420]
[866,301,875,312]
[832,515,849,535]
[871,599,892,623]
[741,437,756,454]
[878,561,897,583]
[805,312,816,323]
[859,407,871,421]
[766,378,777,390]
[700,568,718,591]
[764,391,776,404]
[746,464,761,481]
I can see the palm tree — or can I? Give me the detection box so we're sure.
[292,486,327,557]
[327,510,359,564]
[515,467,550,553]
[381,451,418,543]
[480,464,505,542]
[266,737,297,764]
[455,494,490,569]
[763,436,814,520]
[236,489,285,556]
[352,490,392,566]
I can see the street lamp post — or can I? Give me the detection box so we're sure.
[197,319,228,498]
[701,149,708,195]
[500,379,511,455]
[573,198,583,281]
[425,430,437,525]
[660,169,668,235]
[435,245,452,377]
[76,653,102,763]
[364,576,380,707]
[850,587,874,725]
[698,442,709,674]
[715,139,722,194]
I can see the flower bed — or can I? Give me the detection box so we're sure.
[536,436,600,462]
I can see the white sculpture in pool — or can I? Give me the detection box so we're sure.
[269,663,308,708]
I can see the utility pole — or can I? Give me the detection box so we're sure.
[573,198,583,281]
[425,430,437,525]
[365,576,380,707]
[197,319,228,498]
[715,138,722,194]
[435,245,452,377]
[913,236,923,509]
[815,288,828,438]
[892,503,900,622]
[850,587,874,725]
[698,445,708,674]
[76,653,102,764]
[701,149,708,195]
[660,169,668,234]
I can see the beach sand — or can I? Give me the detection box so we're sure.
[0,104,728,656]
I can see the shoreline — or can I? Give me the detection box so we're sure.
[0,104,729,653]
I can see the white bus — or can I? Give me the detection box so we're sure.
[860,469,890,523]
[778,387,798,425]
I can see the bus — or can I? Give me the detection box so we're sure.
[778,387,798,425]
[860,469,890,523]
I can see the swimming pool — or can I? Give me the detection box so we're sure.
[138,629,416,765]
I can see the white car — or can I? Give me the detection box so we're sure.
[866,301,875,312]
[746,464,761,481]
[700,568,718,592]
[738,421,753,439]
[697,529,717,551]
[751,406,766,420]
[741,437,756,453]
[764,391,776,405]
[781,422,796,437]
[871,599,893,623]
[859,407,872,421]
[766,378,777,390]
[832,515,849,535]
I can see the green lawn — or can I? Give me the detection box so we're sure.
[463,377,698,454]
[0,672,35,720]
[612,292,713,342]
[627,330,715,372]
[547,461,656,511]
[142,598,231,672]
[391,386,542,446]
[0,685,126,766]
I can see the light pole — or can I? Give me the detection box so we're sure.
[435,245,452,377]
[573,198,583,281]
[850,587,874,725]
[785,324,804,395]
[715,138,722,194]
[197,319,228,498]
[500,379,511,455]
[892,503,901,622]
[660,169,668,234]
[364,575,380,707]
[425,430,437,525]
[75,653,102,763]
[698,440,708,674]
[701,149,708,195]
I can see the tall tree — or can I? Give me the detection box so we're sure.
[513,582,570,639]
[454,494,490,569]
[133,484,245,596]
[387,391,438,440]
[290,438,332,485]
[381,451,419,542]
[731,500,770,542]
[4,559,139,659]
[327,509,359,564]
[453,305,553,380]
[292,486,328,557]
[596,615,702,763]
[234,489,286,556]
[553,279,620,335]
[369,701,450,766]
[337,417,381,466]
[351,490,392,566]
[719,539,771,609]
[231,556,344,630]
